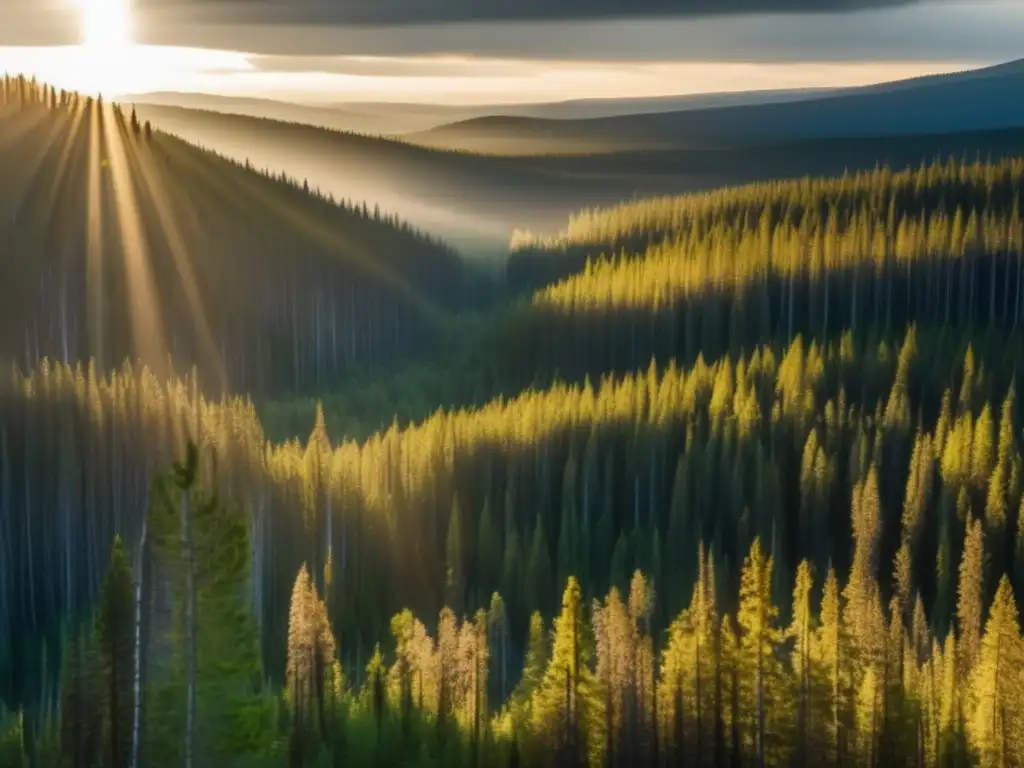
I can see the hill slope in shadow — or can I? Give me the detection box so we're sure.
[132,102,723,255]
[135,73,1024,259]
[0,78,465,395]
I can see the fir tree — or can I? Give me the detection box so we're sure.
[967,577,1024,765]
[95,537,134,768]
[957,515,985,681]
[737,538,788,767]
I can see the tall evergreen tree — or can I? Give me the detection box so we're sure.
[957,515,985,681]
[95,537,134,768]
[737,538,788,767]
[967,577,1024,766]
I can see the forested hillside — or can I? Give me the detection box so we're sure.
[503,159,1024,384]
[0,75,465,396]
[6,135,1024,765]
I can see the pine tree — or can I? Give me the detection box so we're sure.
[531,577,601,766]
[691,543,718,761]
[737,538,788,767]
[845,465,883,661]
[957,515,985,681]
[287,567,316,761]
[790,561,814,767]
[60,623,100,768]
[525,516,552,618]
[628,570,656,764]
[510,612,548,738]
[95,537,135,768]
[1015,496,1024,601]
[478,501,502,607]
[972,404,995,493]
[286,564,339,761]
[816,568,849,766]
[967,577,1024,766]
[594,586,631,766]
[488,593,511,706]
[557,454,581,594]
[446,498,465,614]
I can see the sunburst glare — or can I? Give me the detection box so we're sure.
[76,0,133,94]
[80,0,131,50]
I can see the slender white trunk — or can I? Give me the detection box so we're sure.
[131,515,147,768]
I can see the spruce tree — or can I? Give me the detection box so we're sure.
[95,537,134,768]
[816,568,849,766]
[525,516,552,618]
[737,538,788,767]
[287,564,338,761]
[957,515,985,680]
[446,498,464,614]
[790,561,814,767]
[967,577,1024,765]
[531,577,600,766]
[60,623,100,768]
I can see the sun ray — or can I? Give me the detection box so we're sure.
[86,99,106,367]
[154,136,440,321]
[43,99,89,216]
[2,110,73,223]
[98,103,167,370]
[38,103,91,364]
[127,130,227,390]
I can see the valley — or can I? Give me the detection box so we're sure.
[2,35,1024,768]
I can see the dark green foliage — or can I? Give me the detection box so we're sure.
[144,449,281,765]
[95,537,134,768]
[6,135,1024,762]
[59,624,100,768]
[0,76,466,396]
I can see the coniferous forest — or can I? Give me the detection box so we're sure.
[4,74,1024,766]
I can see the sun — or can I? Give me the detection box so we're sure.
[72,0,134,94]
[80,0,132,50]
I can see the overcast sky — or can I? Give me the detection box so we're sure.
[0,0,1021,103]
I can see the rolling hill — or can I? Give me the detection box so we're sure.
[408,58,1024,155]
[131,102,721,254]
[134,99,1024,258]
[132,91,828,138]
[0,77,465,395]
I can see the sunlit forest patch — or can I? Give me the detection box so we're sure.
[2,72,1024,767]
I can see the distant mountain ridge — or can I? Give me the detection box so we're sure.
[133,86,833,137]
[408,58,1024,154]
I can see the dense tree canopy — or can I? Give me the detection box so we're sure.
[0,75,466,396]
[4,77,1024,764]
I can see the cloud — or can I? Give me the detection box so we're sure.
[135,0,919,26]
[0,4,78,46]
[2,0,1019,68]
[245,55,548,78]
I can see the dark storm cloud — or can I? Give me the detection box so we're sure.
[134,0,919,26]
